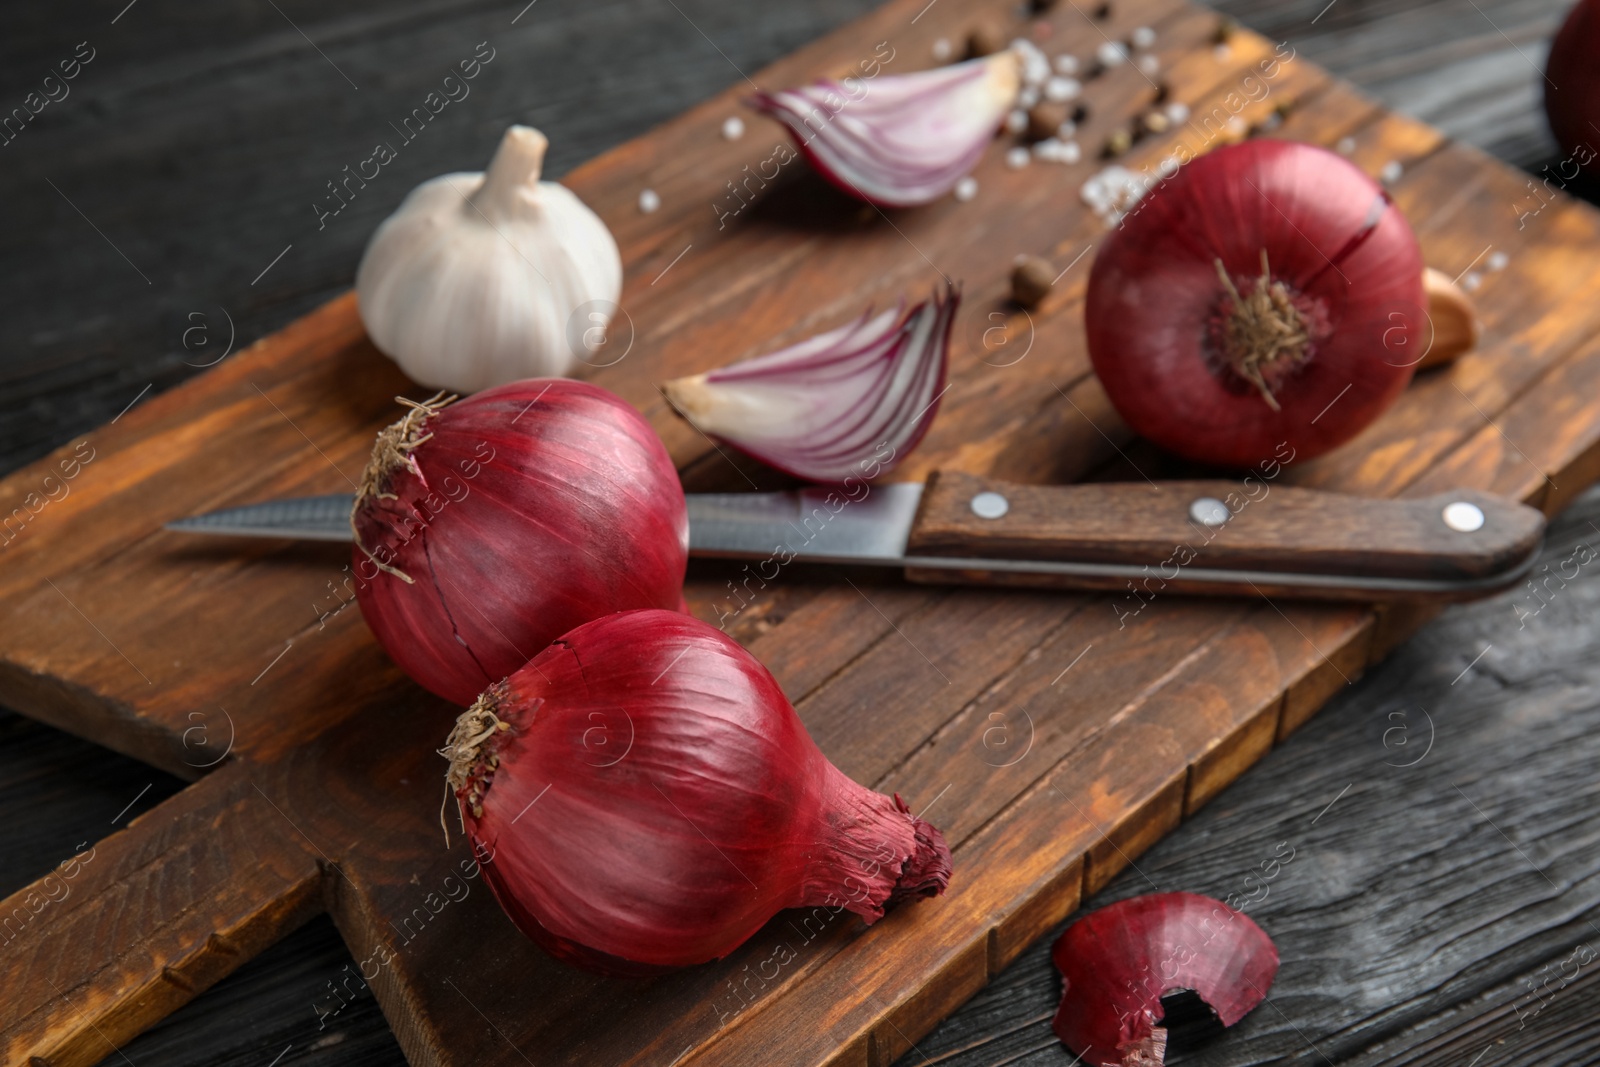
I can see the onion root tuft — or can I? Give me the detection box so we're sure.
[1212,251,1311,411]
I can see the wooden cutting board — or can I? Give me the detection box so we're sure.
[6,0,1600,1063]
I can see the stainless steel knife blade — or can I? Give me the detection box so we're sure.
[160,486,931,558]
[163,493,356,541]
[686,484,923,563]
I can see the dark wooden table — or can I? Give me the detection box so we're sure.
[3,1,1596,1065]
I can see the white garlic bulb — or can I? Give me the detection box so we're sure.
[355,125,622,392]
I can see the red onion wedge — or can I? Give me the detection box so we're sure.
[1052,892,1279,1066]
[660,284,958,483]
[750,53,1021,208]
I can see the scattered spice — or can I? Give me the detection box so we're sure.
[1131,25,1157,49]
[1016,39,1052,85]
[1140,111,1170,136]
[1028,101,1071,141]
[1012,256,1056,307]
[1034,137,1079,163]
[1081,164,1147,224]
[1487,250,1510,271]
[1045,75,1082,102]
[1336,135,1357,154]
[932,36,953,62]
[1102,127,1133,158]
[721,116,745,141]
[1212,16,1237,43]
[954,176,979,201]
[1380,159,1403,183]
[1092,0,1112,18]
[638,188,661,213]
[967,23,1006,58]
[1096,41,1129,67]
[1006,146,1032,169]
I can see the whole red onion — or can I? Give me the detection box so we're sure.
[1086,140,1425,468]
[441,608,952,974]
[351,381,688,705]
[1546,0,1600,171]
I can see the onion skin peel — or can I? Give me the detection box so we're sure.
[1053,892,1278,1066]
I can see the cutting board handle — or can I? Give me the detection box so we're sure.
[0,764,323,1066]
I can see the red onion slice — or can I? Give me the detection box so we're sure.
[661,284,958,483]
[751,54,1021,208]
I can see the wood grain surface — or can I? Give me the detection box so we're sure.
[3,1,1598,1066]
[906,471,1545,584]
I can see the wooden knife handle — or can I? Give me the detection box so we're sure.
[905,470,1544,594]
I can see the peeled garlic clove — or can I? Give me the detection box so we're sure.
[355,126,622,393]
[1419,266,1479,369]
[750,53,1022,208]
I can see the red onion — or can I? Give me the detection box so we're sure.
[351,381,688,706]
[1546,0,1600,172]
[1087,140,1425,468]
[660,284,957,482]
[441,608,951,974]
[751,54,1020,208]
[1053,892,1278,1066]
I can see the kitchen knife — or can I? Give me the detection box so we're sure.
[162,470,1546,601]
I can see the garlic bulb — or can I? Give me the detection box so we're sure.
[355,126,622,392]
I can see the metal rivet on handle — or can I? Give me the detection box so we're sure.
[1442,501,1485,532]
[971,491,1010,519]
[1189,497,1230,527]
